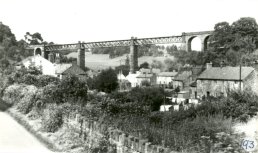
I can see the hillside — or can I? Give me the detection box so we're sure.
[67,52,174,70]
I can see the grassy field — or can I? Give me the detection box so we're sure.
[67,52,174,70]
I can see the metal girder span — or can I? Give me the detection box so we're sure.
[82,40,131,48]
[42,35,184,51]
[135,36,183,45]
[45,44,77,51]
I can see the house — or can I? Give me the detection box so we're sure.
[20,55,55,76]
[173,70,192,90]
[157,71,178,86]
[117,72,126,81]
[20,55,87,80]
[126,71,140,87]
[60,64,87,80]
[54,63,72,79]
[196,64,257,97]
[136,73,156,86]
[117,71,131,91]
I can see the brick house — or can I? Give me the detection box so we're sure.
[196,65,257,97]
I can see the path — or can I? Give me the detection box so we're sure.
[0,101,53,153]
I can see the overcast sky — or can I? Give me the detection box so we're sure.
[1,0,258,49]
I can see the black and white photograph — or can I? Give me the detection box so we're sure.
[0,0,258,153]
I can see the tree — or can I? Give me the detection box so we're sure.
[209,22,233,56]
[95,68,118,93]
[139,62,149,69]
[151,59,165,70]
[207,17,258,66]
[115,65,130,76]
[24,32,44,45]
[231,17,258,54]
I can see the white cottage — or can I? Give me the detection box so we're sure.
[20,55,55,76]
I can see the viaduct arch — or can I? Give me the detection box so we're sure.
[182,31,212,52]
[28,30,213,74]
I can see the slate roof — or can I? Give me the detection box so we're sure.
[54,64,72,74]
[62,64,86,75]
[158,72,178,77]
[174,71,192,81]
[136,74,153,78]
[140,68,151,73]
[197,66,254,81]
[139,68,161,74]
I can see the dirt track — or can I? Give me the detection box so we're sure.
[0,111,53,153]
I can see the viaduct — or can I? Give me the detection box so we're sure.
[29,31,213,73]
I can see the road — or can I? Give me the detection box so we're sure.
[0,101,53,153]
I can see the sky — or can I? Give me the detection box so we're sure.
[1,0,258,50]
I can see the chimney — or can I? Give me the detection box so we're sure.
[206,62,212,69]
[254,60,258,72]
[220,60,225,68]
[55,53,60,64]
[48,53,54,63]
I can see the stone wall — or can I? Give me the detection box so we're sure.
[64,114,177,153]
[197,70,258,97]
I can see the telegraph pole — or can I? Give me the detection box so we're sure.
[239,56,242,91]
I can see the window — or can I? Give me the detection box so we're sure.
[207,91,210,97]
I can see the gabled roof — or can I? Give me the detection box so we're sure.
[152,68,161,74]
[139,68,161,74]
[140,68,151,73]
[197,66,254,81]
[158,71,178,77]
[117,73,126,80]
[62,64,86,75]
[174,71,192,81]
[137,74,153,78]
[20,55,51,65]
[54,64,72,74]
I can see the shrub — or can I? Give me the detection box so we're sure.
[42,104,63,132]
[94,68,118,93]
[16,85,38,114]
[3,84,34,105]
[36,75,60,87]
[19,74,38,85]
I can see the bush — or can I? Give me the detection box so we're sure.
[20,74,38,85]
[42,104,63,132]
[36,75,60,87]
[16,85,38,114]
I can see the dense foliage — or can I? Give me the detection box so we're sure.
[93,68,118,93]
[208,17,258,66]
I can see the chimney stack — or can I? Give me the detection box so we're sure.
[254,60,258,72]
[55,53,60,64]
[48,53,54,63]
[220,60,225,68]
[206,62,212,69]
